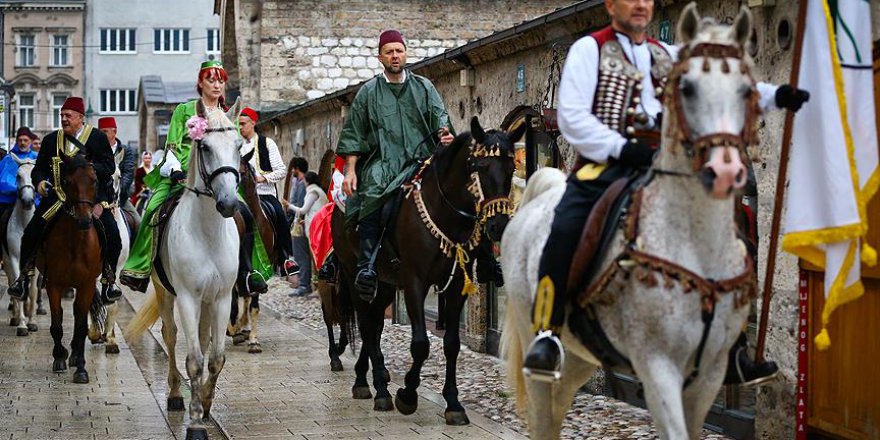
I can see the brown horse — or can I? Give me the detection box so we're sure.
[227,157,276,354]
[333,116,523,424]
[35,153,103,383]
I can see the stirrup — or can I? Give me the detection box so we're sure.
[282,259,300,277]
[522,330,565,383]
[245,271,268,296]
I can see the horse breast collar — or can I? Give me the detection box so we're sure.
[403,137,514,295]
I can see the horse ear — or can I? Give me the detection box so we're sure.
[508,122,526,144]
[10,153,21,165]
[730,5,752,48]
[225,97,242,124]
[677,2,700,45]
[470,116,486,144]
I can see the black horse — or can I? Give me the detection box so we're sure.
[333,116,523,425]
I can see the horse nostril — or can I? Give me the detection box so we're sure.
[735,168,745,185]
[700,167,717,190]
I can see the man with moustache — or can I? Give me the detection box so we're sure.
[337,29,455,299]
[7,97,123,303]
[522,0,810,385]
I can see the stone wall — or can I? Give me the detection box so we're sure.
[221,0,578,111]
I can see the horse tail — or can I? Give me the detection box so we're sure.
[500,296,528,416]
[335,278,358,353]
[89,293,107,337]
[124,288,161,341]
[519,167,566,208]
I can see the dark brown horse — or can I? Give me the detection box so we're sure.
[333,116,523,424]
[35,153,103,383]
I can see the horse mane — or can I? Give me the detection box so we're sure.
[316,149,336,194]
[432,132,472,177]
[66,153,91,172]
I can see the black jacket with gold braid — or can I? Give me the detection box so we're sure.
[34,125,116,204]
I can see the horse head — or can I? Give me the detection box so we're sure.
[11,153,36,210]
[61,153,97,230]
[466,116,525,241]
[192,98,242,218]
[658,3,756,199]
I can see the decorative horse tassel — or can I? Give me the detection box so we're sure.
[455,246,478,296]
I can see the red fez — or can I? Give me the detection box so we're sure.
[378,30,405,50]
[15,126,35,139]
[241,107,259,122]
[61,97,85,115]
[98,117,117,129]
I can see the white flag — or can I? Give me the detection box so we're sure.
[783,0,879,350]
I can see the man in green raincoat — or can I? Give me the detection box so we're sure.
[338,29,454,297]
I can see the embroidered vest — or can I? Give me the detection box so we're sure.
[590,27,673,138]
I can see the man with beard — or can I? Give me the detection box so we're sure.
[337,29,455,299]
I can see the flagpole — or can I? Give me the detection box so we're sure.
[755,0,810,363]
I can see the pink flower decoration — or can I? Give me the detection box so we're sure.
[186,115,208,141]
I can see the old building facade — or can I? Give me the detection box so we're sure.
[214,0,578,112]
[0,0,85,139]
[85,0,219,151]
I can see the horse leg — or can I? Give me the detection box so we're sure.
[395,278,430,416]
[48,284,68,373]
[351,303,373,400]
[682,352,727,439]
[247,295,262,354]
[70,283,94,384]
[632,354,689,440]
[24,276,38,333]
[176,294,208,433]
[87,297,103,344]
[201,291,231,420]
[14,296,27,336]
[369,283,394,411]
[231,295,249,345]
[104,303,120,354]
[524,350,598,440]
[157,287,184,412]
[322,301,343,371]
[440,287,468,425]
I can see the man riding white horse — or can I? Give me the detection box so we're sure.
[522,0,809,385]
[0,127,40,217]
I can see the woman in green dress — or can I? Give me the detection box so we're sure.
[120,60,270,295]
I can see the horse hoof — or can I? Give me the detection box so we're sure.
[52,360,67,373]
[9,317,19,327]
[36,307,47,315]
[16,327,28,337]
[73,371,89,384]
[89,335,105,345]
[167,396,185,411]
[105,344,120,355]
[185,426,209,440]
[352,385,372,399]
[395,389,418,415]
[247,343,262,354]
[374,396,394,412]
[26,323,37,332]
[232,334,247,345]
[445,410,470,426]
[330,359,344,372]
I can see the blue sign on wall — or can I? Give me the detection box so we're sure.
[516,64,525,93]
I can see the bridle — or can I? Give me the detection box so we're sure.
[184,126,241,198]
[663,42,761,174]
[61,163,97,217]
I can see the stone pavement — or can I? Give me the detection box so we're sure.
[125,290,526,440]
[0,296,174,440]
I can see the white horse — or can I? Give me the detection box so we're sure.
[3,154,39,336]
[501,6,758,439]
[88,148,131,354]
[126,100,242,440]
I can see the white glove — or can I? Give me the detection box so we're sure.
[159,149,182,178]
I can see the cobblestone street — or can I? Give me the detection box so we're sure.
[0,276,733,439]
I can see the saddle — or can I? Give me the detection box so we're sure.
[151,191,184,296]
[564,174,645,374]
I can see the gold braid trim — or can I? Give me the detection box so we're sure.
[410,186,481,258]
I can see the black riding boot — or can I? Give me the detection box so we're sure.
[236,202,268,296]
[723,332,779,386]
[96,210,123,303]
[354,234,379,301]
